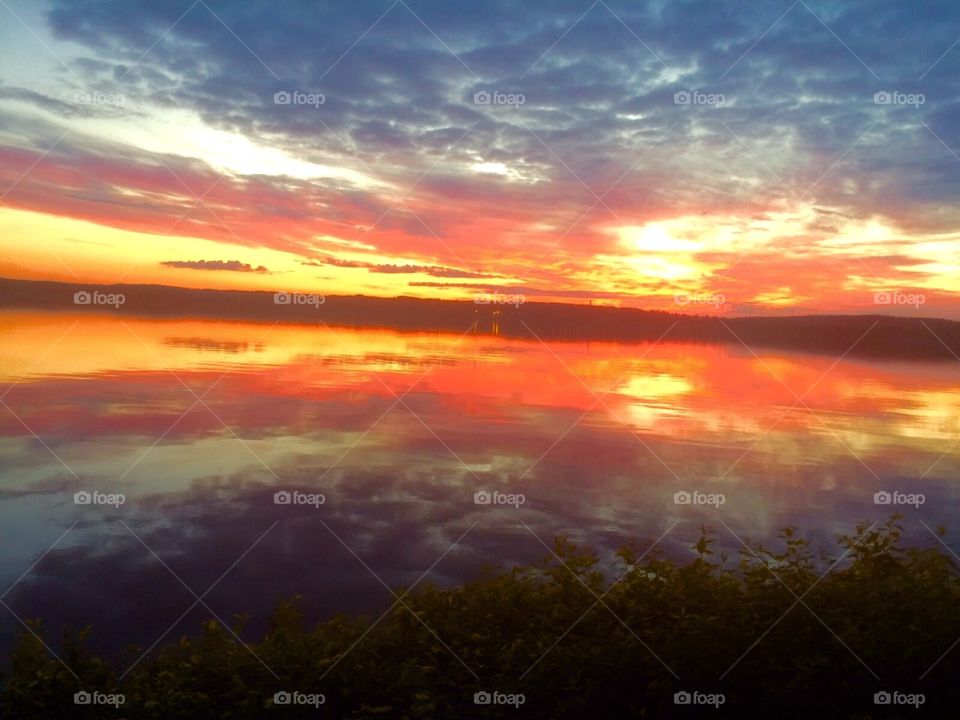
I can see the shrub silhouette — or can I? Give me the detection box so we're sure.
[2,516,958,718]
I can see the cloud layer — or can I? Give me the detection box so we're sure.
[0,0,958,314]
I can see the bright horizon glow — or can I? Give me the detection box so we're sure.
[0,0,958,318]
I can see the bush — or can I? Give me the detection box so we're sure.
[2,516,957,718]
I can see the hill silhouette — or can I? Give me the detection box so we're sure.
[2,277,959,361]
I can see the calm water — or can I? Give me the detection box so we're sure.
[1,310,958,657]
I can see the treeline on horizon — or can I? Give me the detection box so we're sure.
[0,517,956,718]
[2,277,960,361]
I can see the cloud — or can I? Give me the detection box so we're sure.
[370,264,493,278]
[0,86,91,118]
[0,0,956,313]
[161,259,269,273]
[301,256,497,279]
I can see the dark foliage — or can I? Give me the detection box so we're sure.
[2,517,957,718]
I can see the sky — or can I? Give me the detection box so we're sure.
[0,0,958,317]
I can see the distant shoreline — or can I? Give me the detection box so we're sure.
[2,277,959,361]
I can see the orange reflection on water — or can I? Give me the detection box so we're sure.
[1,310,959,460]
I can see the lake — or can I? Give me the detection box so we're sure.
[1,310,958,659]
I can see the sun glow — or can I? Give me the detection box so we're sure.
[627,223,702,253]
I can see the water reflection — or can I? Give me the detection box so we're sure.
[0,311,958,657]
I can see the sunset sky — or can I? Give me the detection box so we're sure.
[1,0,959,316]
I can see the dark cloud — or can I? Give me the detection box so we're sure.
[28,0,960,237]
[0,0,955,311]
[301,256,497,279]
[161,259,269,273]
[370,264,492,278]
[0,86,89,117]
